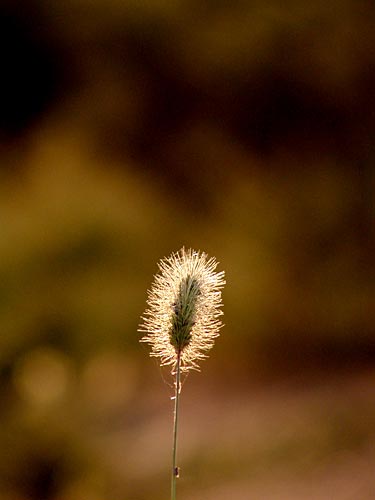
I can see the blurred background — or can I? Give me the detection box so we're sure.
[0,1,374,499]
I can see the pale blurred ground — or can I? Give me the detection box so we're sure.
[0,1,374,499]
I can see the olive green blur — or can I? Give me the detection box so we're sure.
[0,0,374,499]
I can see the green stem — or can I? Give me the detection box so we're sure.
[171,351,181,500]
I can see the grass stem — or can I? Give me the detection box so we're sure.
[171,351,181,500]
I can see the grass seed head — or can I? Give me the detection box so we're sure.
[139,248,225,373]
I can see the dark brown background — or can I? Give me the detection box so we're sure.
[0,1,374,499]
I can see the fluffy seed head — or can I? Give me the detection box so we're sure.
[139,248,225,373]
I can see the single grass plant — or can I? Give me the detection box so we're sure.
[139,247,225,500]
